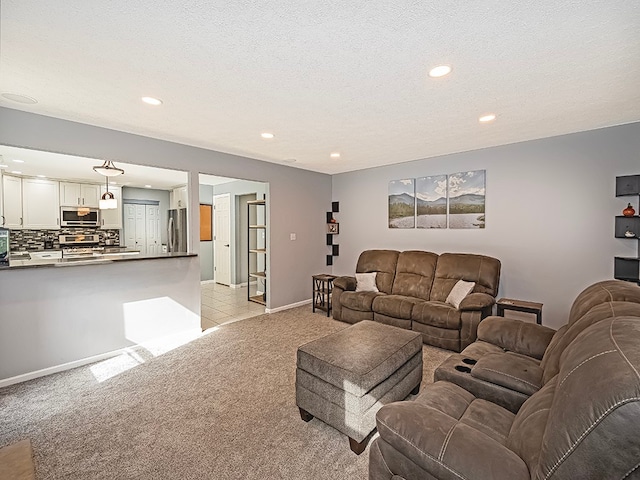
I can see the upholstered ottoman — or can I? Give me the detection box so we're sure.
[295,320,423,454]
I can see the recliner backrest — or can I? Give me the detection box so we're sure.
[391,251,438,300]
[540,301,640,383]
[355,250,399,295]
[429,253,501,303]
[534,317,640,479]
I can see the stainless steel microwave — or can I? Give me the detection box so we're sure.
[60,207,100,227]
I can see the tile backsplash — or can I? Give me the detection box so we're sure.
[9,228,120,252]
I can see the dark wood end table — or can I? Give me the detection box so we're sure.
[312,274,337,317]
[496,298,543,325]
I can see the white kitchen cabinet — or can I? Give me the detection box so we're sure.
[99,185,123,229]
[60,182,101,207]
[22,178,60,229]
[170,185,188,209]
[2,175,23,229]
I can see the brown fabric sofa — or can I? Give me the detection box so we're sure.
[369,280,640,480]
[332,250,501,352]
[434,279,640,412]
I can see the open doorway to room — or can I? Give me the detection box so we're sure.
[199,174,268,330]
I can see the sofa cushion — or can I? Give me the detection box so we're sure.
[340,291,384,312]
[373,295,424,320]
[375,381,528,480]
[355,249,399,295]
[430,253,501,303]
[412,301,461,329]
[355,272,379,292]
[470,352,543,396]
[390,250,438,300]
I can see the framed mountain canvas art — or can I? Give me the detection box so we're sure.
[416,175,447,229]
[388,179,415,228]
[448,170,485,229]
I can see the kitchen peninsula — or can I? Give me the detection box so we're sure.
[6,250,196,269]
[0,250,201,386]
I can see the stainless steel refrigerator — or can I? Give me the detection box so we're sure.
[167,208,187,252]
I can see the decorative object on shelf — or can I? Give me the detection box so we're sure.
[92,160,124,177]
[326,201,340,266]
[99,176,117,209]
[614,175,640,284]
[623,203,636,217]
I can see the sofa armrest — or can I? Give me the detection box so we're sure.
[477,316,556,360]
[376,401,529,480]
[333,276,356,291]
[459,292,495,311]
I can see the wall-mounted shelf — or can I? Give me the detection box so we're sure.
[614,175,640,284]
[326,202,340,266]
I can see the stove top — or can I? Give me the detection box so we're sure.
[59,234,102,257]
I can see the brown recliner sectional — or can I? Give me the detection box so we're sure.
[369,280,640,480]
[332,250,501,352]
[434,279,640,412]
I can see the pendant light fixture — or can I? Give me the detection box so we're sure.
[99,177,117,210]
[93,160,124,177]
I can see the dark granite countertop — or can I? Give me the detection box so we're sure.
[1,251,197,270]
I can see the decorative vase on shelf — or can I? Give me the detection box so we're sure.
[623,203,636,217]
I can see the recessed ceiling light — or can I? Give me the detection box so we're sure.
[261,132,275,139]
[12,159,25,163]
[110,181,118,185]
[282,158,297,163]
[141,96,163,106]
[1,93,38,104]
[330,152,341,159]
[0,164,7,168]
[428,65,452,78]
[479,114,497,123]
[11,171,22,175]
[144,185,152,188]
[37,175,46,178]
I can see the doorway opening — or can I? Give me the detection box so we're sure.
[199,174,269,330]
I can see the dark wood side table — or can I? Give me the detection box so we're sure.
[312,274,337,317]
[496,298,543,325]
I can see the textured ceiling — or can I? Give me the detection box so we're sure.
[1,1,639,175]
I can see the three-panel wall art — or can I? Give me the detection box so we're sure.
[388,170,486,229]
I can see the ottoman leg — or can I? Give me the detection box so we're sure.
[299,408,314,422]
[349,436,370,455]
[411,383,421,395]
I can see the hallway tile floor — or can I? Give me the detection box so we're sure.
[200,282,266,331]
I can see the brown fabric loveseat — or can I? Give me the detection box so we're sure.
[369,280,640,480]
[332,250,501,352]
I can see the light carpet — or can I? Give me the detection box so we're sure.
[0,306,452,480]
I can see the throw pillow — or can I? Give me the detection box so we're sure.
[355,272,379,292]
[446,280,476,308]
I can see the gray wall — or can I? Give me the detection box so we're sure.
[332,122,640,329]
[0,107,332,310]
[122,186,172,244]
[199,184,214,281]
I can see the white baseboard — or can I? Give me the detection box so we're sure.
[0,346,143,389]
[200,279,217,285]
[266,298,312,314]
[230,281,255,289]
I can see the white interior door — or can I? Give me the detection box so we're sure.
[124,204,137,248]
[214,194,231,286]
[146,205,161,255]
[134,204,147,255]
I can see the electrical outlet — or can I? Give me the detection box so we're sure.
[290,233,296,241]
